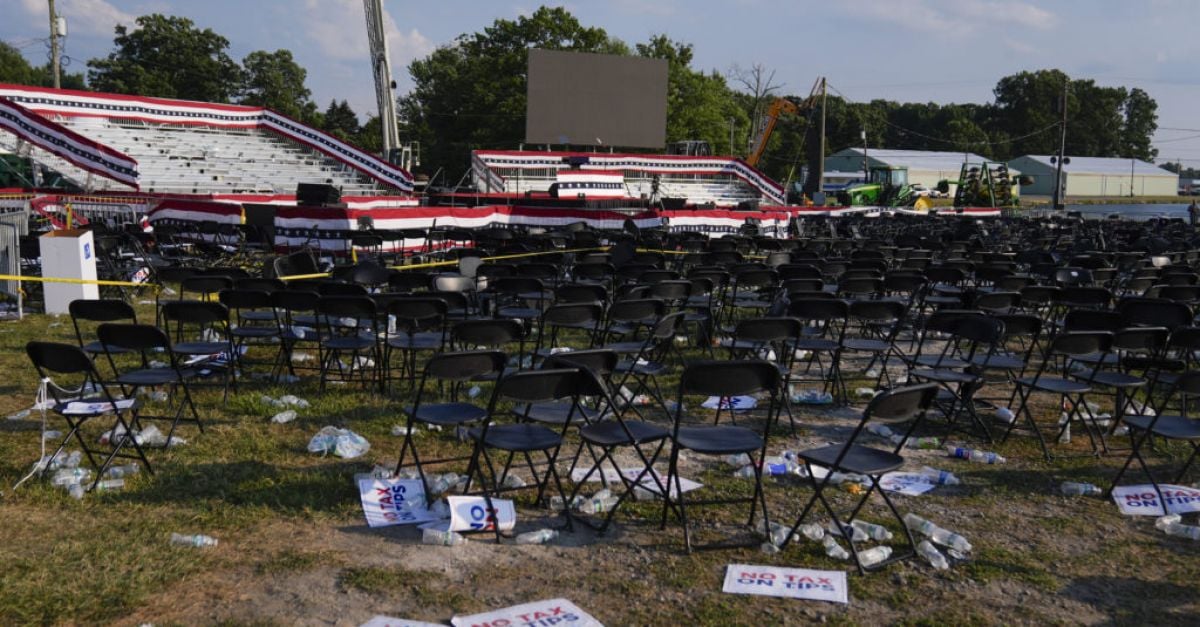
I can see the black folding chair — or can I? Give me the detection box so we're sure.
[395,350,507,501]
[97,323,203,445]
[1107,370,1200,507]
[160,300,236,399]
[315,295,381,391]
[68,298,138,377]
[26,341,154,489]
[781,383,938,574]
[662,360,782,553]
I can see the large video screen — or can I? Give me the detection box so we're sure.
[525,49,668,149]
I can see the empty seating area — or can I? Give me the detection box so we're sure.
[7,116,389,196]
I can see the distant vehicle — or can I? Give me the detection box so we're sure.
[910,184,932,198]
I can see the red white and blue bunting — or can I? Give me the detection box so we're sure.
[0,96,139,187]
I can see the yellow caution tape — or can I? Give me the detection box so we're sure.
[0,274,159,290]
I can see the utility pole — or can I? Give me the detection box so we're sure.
[861,128,868,181]
[1130,156,1136,198]
[48,0,62,89]
[728,117,735,157]
[1051,79,1068,210]
[818,77,826,198]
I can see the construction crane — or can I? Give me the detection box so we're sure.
[363,0,401,160]
[744,77,824,169]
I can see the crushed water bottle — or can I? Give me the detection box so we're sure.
[51,467,92,487]
[422,528,468,546]
[798,523,825,541]
[103,463,140,479]
[918,466,961,486]
[945,446,1006,464]
[822,535,850,560]
[828,521,868,542]
[855,387,877,399]
[725,453,752,467]
[170,533,218,548]
[851,520,894,541]
[1060,481,1103,496]
[892,435,941,450]
[856,546,893,567]
[917,540,950,570]
[760,542,781,554]
[903,513,973,553]
[549,495,583,511]
[578,490,619,514]
[866,423,895,438]
[427,473,460,495]
[1155,514,1200,540]
[270,410,297,424]
[514,528,559,545]
[994,407,1016,424]
[501,474,527,489]
[96,478,124,491]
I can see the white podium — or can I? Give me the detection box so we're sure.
[40,229,99,315]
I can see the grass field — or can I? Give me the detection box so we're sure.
[1,304,1198,625]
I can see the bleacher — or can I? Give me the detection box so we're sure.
[0,84,411,197]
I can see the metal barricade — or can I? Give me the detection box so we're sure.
[0,201,30,318]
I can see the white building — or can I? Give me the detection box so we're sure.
[823,148,1003,196]
[1007,155,1178,198]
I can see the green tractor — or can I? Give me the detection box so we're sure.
[837,166,932,210]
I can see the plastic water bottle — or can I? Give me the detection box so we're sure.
[828,521,868,542]
[919,466,961,486]
[1060,481,1103,496]
[549,495,583,511]
[903,513,973,553]
[798,523,825,542]
[851,520,894,541]
[822,535,850,560]
[917,540,950,570]
[51,468,92,486]
[501,475,527,489]
[422,528,467,546]
[945,446,1006,464]
[578,494,620,514]
[855,387,877,399]
[995,407,1016,424]
[866,423,895,438]
[427,473,460,495]
[733,464,757,479]
[725,453,752,467]
[68,483,85,500]
[856,546,892,567]
[514,528,559,545]
[1155,514,1200,540]
[104,463,140,479]
[760,542,781,554]
[170,533,218,548]
[271,410,297,424]
[96,478,125,491]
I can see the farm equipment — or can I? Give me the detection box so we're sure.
[837,166,932,210]
[941,161,1030,208]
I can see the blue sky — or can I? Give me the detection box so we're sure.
[4,0,1200,163]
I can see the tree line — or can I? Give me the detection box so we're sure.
[0,8,1160,185]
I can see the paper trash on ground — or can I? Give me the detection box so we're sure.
[61,398,137,415]
[451,598,603,627]
[1111,484,1200,516]
[878,472,939,496]
[569,466,702,496]
[701,395,757,411]
[359,616,444,627]
[447,495,517,532]
[722,564,849,604]
[358,478,439,528]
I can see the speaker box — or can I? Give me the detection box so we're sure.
[296,183,341,207]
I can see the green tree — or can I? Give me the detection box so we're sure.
[0,42,86,89]
[239,49,318,122]
[636,35,748,155]
[398,6,627,178]
[321,100,361,142]
[87,14,242,103]
[992,69,1071,157]
[1122,87,1158,160]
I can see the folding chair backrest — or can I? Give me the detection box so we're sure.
[388,297,447,333]
[864,383,938,424]
[734,317,803,344]
[1112,326,1168,353]
[1168,326,1200,352]
[98,323,171,352]
[425,350,506,381]
[1168,370,1200,397]
[787,297,849,322]
[180,275,233,298]
[218,289,273,311]
[453,318,524,347]
[162,300,230,326]
[318,282,369,297]
[848,299,905,322]
[27,341,96,375]
[494,367,584,404]
[1063,309,1124,332]
[542,348,618,378]
[951,314,1005,345]
[543,302,603,326]
[679,359,781,398]
[1048,331,1111,358]
[555,283,608,304]
[1117,297,1193,330]
[606,298,665,323]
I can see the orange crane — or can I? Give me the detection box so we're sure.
[744,77,824,169]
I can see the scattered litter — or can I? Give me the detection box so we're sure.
[422,528,468,546]
[722,564,849,604]
[514,528,558,545]
[918,466,960,486]
[873,472,937,495]
[1155,514,1200,540]
[994,407,1016,424]
[41,430,62,441]
[391,424,419,437]
[549,495,584,511]
[903,513,972,552]
[701,395,757,411]
[96,478,125,491]
[577,489,620,514]
[827,521,868,542]
[358,477,438,527]
[856,545,893,567]
[725,453,752,467]
[360,615,444,627]
[270,409,297,424]
[917,540,950,570]
[855,387,878,399]
[1111,484,1200,516]
[447,495,516,532]
[451,599,602,627]
[426,472,460,496]
[1060,481,1103,496]
[821,535,850,560]
[291,351,315,362]
[791,389,834,405]
[307,426,370,458]
[945,445,1005,464]
[866,423,894,438]
[501,474,527,489]
[850,520,893,541]
[170,533,218,548]
[891,435,941,449]
[467,385,482,398]
[103,463,139,479]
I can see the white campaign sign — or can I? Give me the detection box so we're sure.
[1111,484,1200,516]
[358,478,439,528]
[359,616,444,627]
[61,398,137,415]
[451,598,603,627]
[447,495,516,533]
[701,395,758,411]
[878,472,938,496]
[722,564,849,604]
